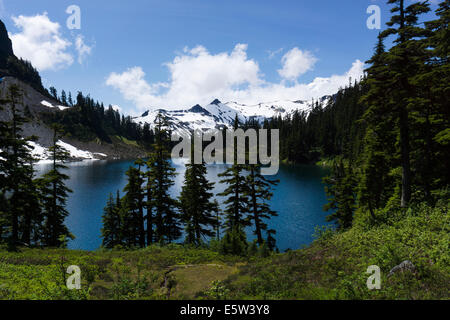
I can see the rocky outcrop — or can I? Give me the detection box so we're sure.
[0,77,147,161]
[0,19,14,69]
[388,260,417,278]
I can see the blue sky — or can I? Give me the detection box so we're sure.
[0,0,442,114]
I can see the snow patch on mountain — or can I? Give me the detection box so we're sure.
[133,96,332,133]
[41,100,69,111]
[27,140,106,163]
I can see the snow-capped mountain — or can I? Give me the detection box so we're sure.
[134,96,332,134]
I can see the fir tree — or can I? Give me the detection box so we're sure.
[219,226,248,256]
[146,113,180,243]
[101,192,122,248]
[359,35,396,216]
[381,0,431,207]
[0,85,38,249]
[61,90,67,106]
[37,125,73,247]
[218,164,250,231]
[323,160,357,230]
[179,160,218,246]
[68,92,73,106]
[245,164,279,245]
[122,164,145,247]
[218,116,250,232]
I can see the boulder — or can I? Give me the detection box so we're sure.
[388,260,417,278]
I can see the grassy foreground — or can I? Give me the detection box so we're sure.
[0,202,448,300]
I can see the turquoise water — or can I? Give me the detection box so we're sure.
[35,160,331,251]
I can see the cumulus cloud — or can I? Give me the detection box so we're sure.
[106,66,168,109]
[9,13,93,71]
[75,35,92,64]
[278,48,318,81]
[106,44,365,113]
[10,13,73,71]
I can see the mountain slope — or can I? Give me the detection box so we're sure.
[134,97,332,134]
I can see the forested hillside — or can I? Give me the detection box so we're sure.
[0,0,448,301]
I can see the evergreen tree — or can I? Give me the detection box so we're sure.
[359,35,396,216]
[68,92,73,106]
[213,200,221,241]
[411,1,450,199]
[101,192,122,248]
[49,87,58,101]
[20,163,42,246]
[245,164,279,245]
[219,226,248,256]
[144,164,154,246]
[380,0,431,207]
[218,117,250,233]
[61,90,67,106]
[218,164,250,231]
[323,160,357,230]
[121,163,145,247]
[146,113,180,243]
[0,85,38,249]
[37,125,73,247]
[179,160,218,246]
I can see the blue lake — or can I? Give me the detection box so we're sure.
[36,160,331,251]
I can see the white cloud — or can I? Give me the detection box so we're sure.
[10,13,73,71]
[106,67,168,109]
[75,35,92,64]
[278,47,318,81]
[9,13,93,71]
[106,44,365,114]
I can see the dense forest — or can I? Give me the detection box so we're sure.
[42,89,155,146]
[264,0,449,230]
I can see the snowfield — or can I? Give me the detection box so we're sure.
[133,97,332,134]
[27,140,106,164]
[41,100,70,111]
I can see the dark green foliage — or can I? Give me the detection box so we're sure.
[358,35,397,216]
[146,114,180,243]
[0,85,39,249]
[267,84,367,164]
[121,164,146,247]
[219,227,248,256]
[36,125,74,247]
[179,161,218,246]
[269,1,448,229]
[101,113,180,247]
[245,164,279,245]
[0,86,74,249]
[41,91,154,146]
[378,0,431,207]
[5,56,46,95]
[323,160,357,230]
[218,164,250,232]
[101,192,122,248]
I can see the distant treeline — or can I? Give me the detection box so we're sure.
[101,115,280,256]
[267,0,449,229]
[42,89,155,147]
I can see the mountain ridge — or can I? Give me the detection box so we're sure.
[133,96,333,134]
